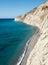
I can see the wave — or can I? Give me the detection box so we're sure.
[16,40,30,65]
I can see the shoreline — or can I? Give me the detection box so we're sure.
[20,29,41,65]
[15,2,48,65]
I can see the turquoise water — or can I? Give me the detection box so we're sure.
[0,19,36,65]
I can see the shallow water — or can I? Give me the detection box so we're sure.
[0,19,36,65]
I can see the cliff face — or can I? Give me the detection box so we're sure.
[16,2,48,31]
[15,2,48,65]
[26,15,48,65]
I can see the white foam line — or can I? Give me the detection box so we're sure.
[16,40,30,65]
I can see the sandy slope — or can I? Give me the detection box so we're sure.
[20,29,40,65]
[15,2,48,65]
[26,17,48,65]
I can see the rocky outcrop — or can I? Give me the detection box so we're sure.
[26,17,48,65]
[16,2,48,30]
[15,2,48,65]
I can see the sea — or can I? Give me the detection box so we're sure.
[0,19,37,65]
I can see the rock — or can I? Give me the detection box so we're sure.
[15,2,48,65]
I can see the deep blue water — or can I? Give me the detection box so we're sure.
[0,19,36,65]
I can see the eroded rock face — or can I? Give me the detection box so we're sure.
[26,16,48,65]
[16,2,48,30]
[15,2,48,65]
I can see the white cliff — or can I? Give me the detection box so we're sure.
[26,16,48,65]
[15,2,48,65]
